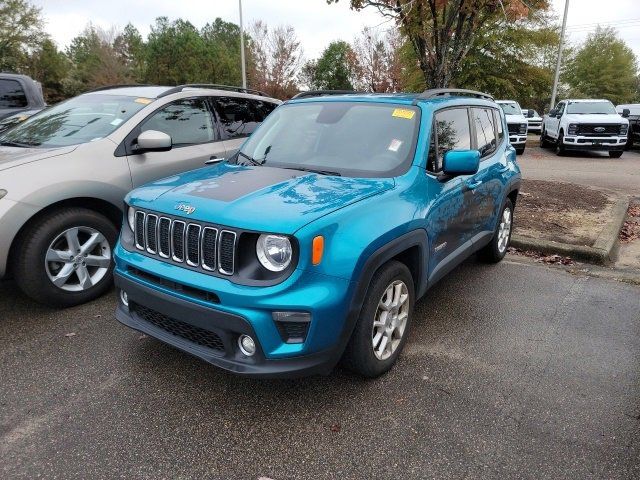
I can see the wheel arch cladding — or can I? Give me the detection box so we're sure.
[6,197,122,277]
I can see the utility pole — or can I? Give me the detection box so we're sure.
[239,0,247,89]
[550,0,569,110]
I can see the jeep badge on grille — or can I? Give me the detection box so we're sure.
[175,203,196,215]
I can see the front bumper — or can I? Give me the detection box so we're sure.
[509,135,527,147]
[113,245,357,378]
[562,135,627,151]
[527,123,542,132]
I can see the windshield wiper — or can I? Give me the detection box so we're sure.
[235,151,264,166]
[283,166,341,176]
[0,140,34,148]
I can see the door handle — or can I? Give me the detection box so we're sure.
[205,156,225,165]
[466,179,482,190]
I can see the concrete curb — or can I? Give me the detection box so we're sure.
[511,197,630,265]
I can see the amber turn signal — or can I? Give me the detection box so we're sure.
[312,236,324,265]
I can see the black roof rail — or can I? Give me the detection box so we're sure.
[157,84,268,99]
[417,88,494,101]
[87,84,153,93]
[291,90,365,99]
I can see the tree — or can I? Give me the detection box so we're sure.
[304,40,358,90]
[201,18,244,86]
[248,21,303,98]
[113,23,146,83]
[0,0,44,71]
[352,27,403,92]
[329,0,550,88]
[24,38,70,103]
[563,26,638,105]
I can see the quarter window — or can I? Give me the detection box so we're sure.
[141,98,214,146]
[0,79,28,108]
[428,108,471,172]
[494,109,505,144]
[214,96,261,139]
[472,108,497,157]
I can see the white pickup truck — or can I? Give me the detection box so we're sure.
[496,100,528,155]
[540,99,629,158]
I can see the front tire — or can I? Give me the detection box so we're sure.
[540,128,552,148]
[516,147,525,155]
[342,261,415,378]
[12,208,118,308]
[478,198,514,263]
[555,130,566,156]
[609,150,623,158]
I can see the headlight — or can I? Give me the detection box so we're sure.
[0,189,6,200]
[127,206,135,231]
[620,124,628,135]
[568,123,578,135]
[519,123,528,134]
[256,234,292,272]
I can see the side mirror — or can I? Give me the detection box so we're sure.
[548,109,557,117]
[442,150,480,176]
[135,130,172,153]
[622,108,630,118]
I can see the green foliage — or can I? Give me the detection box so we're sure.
[305,41,357,90]
[24,38,69,103]
[563,27,638,105]
[0,0,44,71]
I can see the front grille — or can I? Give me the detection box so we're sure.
[275,320,310,344]
[508,123,519,134]
[128,267,220,304]
[132,303,225,351]
[575,124,621,136]
[134,210,236,276]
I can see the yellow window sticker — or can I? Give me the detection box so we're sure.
[392,108,415,119]
[135,97,153,105]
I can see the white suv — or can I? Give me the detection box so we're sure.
[541,99,629,158]
[496,100,528,155]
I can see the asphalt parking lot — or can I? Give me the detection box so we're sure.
[1,256,639,479]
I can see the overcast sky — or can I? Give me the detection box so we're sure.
[33,0,640,60]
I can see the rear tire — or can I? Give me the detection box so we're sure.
[12,208,118,308]
[342,260,415,378]
[609,150,623,158]
[478,198,514,264]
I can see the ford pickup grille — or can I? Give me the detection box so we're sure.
[133,210,236,276]
[575,124,622,136]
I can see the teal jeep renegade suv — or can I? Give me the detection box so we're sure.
[114,89,521,378]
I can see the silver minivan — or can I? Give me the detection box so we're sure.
[0,84,280,306]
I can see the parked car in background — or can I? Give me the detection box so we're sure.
[114,88,521,378]
[523,108,542,134]
[496,100,527,155]
[0,73,46,120]
[616,104,639,149]
[0,84,280,307]
[541,99,629,157]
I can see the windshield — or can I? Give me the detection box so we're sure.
[498,102,522,115]
[238,102,420,178]
[566,101,616,115]
[0,94,151,147]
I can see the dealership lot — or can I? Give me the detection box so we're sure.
[1,256,639,479]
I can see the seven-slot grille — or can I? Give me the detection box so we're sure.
[133,210,236,275]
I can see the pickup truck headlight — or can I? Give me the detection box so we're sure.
[127,206,135,231]
[568,124,578,135]
[620,124,628,135]
[256,234,292,272]
[519,123,527,135]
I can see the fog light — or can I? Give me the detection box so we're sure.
[238,334,256,356]
[120,289,129,307]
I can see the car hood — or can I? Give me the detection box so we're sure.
[563,114,628,124]
[0,145,77,172]
[504,114,527,124]
[127,163,395,234]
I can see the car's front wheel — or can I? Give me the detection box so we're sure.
[516,147,525,155]
[343,260,415,378]
[540,128,552,148]
[609,150,623,158]
[12,208,118,307]
[555,130,566,156]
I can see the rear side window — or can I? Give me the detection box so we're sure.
[141,98,215,146]
[428,108,471,172]
[252,100,278,121]
[472,108,497,158]
[494,109,505,144]
[0,79,28,108]
[214,97,261,139]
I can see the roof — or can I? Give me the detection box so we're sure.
[288,91,497,107]
[83,85,280,103]
[84,86,171,98]
[563,99,611,103]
